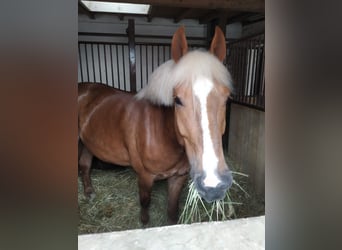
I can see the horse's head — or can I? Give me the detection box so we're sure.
[171,26,233,202]
[135,26,234,202]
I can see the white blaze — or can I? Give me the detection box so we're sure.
[193,77,220,188]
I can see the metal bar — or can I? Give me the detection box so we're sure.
[242,41,248,104]
[79,31,206,41]
[152,46,155,71]
[139,45,143,88]
[121,45,126,90]
[245,40,252,101]
[91,44,95,82]
[253,37,261,98]
[231,100,265,111]
[85,44,90,82]
[104,44,108,84]
[110,45,114,87]
[145,45,148,84]
[78,43,84,82]
[250,40,255,102]
[255,36,264,104]
[115,45,119,88]
[237,44,243,102]
[250,39,258,104]
[164,46,166,62]
[97,44,102,83]
[127,19,137,93]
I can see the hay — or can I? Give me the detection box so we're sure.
[78,157,264,234]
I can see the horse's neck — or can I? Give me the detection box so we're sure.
[159,105,184,149]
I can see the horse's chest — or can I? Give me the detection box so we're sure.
[141,145,188,178]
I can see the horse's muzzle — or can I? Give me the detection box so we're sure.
[193,170,233,203]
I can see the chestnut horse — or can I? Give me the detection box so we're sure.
[78,26,233,225]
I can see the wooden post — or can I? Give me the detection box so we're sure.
[206,12,227,48]
[126,19,136,93]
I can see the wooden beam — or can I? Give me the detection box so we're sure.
[118,13,124,20]
[226,13,255,24]
[199,10,220,24]
[97,0,264,12]
[206,11,227,48]
[174,8,193,23]
[147,6,154,22]
[78,1,95,19]
[126,19,137,93]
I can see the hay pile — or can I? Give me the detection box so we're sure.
[78,158,264,234]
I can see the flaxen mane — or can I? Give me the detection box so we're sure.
[135,50,233,106]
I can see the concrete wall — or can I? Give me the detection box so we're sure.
[228,103,265,195]
[79,216,265,250]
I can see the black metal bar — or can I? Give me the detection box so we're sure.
[247,40,254,104]
[104,44,108,85]
[158,45,161,65]
[231,100,265,111]
[223,100,232,151]
[115,45,119,88]
[139,45,143,89]
[97,44,102,83]
[227,32,265,45]
[245,40,252,100]
[163,46,167,62]
[242,42,247,102]
[255,36,264,100]
[127,19,136,93]
[110,45,114,87]
[121,45,126,90]
[260,42,265,97]
[91,44,95,82]
[237,44,243,102]
[145,45,148,84]
[85,44,90,82]
[250,39,258,104]
[79,31,206,41]
[253,38,261,98]
[78,44,84,82]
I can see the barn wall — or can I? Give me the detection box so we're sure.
[78,13,243,43]
[78,14,243,89]
[228,103,265,195]
[242,20,265,37]
[78,16,265,194]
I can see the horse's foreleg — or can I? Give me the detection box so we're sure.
[138,174,154,225]
[79,143,95,200]
[167,174,188,224]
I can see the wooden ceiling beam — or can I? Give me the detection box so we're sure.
[226,13,255,24]
[97,0,265,13]
[199,10,220,24]
[147,6,154,22]
[78,1,95,19]
[174,8,193,23]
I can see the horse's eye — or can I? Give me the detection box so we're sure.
[174,96,183,106]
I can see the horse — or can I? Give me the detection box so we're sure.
[78,26,234,225]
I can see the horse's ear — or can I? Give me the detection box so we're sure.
[171,26,188,63]
[209,26,226,62]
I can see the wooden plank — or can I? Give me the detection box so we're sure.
[127,19,137,93]
[174,8,193,23]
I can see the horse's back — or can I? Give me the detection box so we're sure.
[78,82,185,174]
[78,83,135,165]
